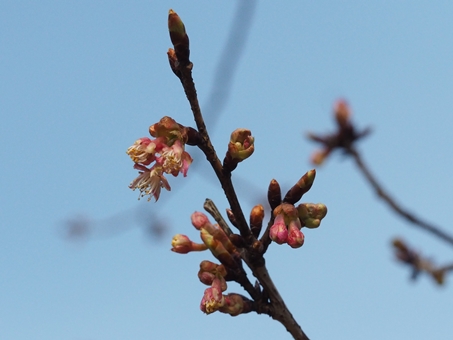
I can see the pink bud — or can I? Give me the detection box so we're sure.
[191,211,210,230]
[334,99,351,128]
[170,234,207,254]
[198,271,216,286]
[220,293,245,316]
[287,220,304,248]
[170,234,192,253]
[269,214,288,244]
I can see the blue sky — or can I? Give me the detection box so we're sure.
[2,1,453,339]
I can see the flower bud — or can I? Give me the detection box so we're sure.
[200,229,237,268]
[274,202,299,220]
[304,218,321,229]
[287,220,304,248]
[223,129,255,171]
[228,128,255,160]
[191,211,211,230]
[168,9,190,65]
[198,271,216,286]
[310,149,331,165]
[269,214,288,244]
[219,294,246,316]
[297,203,327,228]
[267,179,282,210]
[204,223,236,254]
[283,169,316,204]
[149,116,186,145]
[334,99,351,129]
[171,234,208,254]
[198,261,228,289]
[199,260,220,273]
[250,204,264,238]
[252,240,264,254]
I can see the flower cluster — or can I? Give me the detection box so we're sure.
[171,212,253,316]
[198,261,250,316]
[269,202,327,248]
[126,116,193,201]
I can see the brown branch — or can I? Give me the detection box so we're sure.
[253,265,309,340]
[204,199,261,301]
[176,58,309,340]
[348,147,453,247]
[178,65,251,242]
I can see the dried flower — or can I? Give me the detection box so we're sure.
[128,164,170,201]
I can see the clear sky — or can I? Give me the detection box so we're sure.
[2,1,453,339]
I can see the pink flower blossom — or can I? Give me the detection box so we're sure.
[200,277,225,314]
[127,118,193,201]
[158,140,193,177]
[126,137,165,165]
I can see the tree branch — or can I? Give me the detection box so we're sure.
[176,56,309,340]
[348,147,453,247]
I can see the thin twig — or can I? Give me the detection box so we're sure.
[348,147,453,247]
[204,198,233,236]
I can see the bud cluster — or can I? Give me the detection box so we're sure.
[268,170,328,248]
[307,99,370,165]
[127,116,193,201]
[171,212,254,316]
[199,276,252,316]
